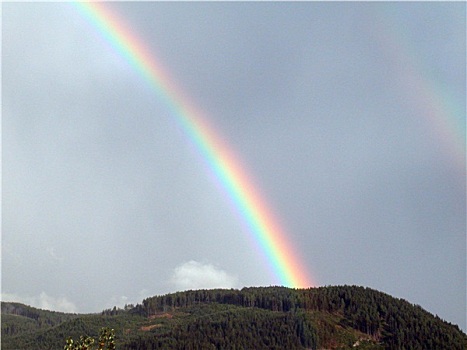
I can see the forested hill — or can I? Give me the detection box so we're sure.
[1,301,80,334]
[2,285,466,349]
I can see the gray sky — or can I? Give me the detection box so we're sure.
[2,2,465,330]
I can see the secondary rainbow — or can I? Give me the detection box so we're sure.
[373,8,465,172]
[73,2,313,288]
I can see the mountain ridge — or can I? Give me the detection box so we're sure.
[2,285,466,349]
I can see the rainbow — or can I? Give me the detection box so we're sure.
[373,9,465,172]
[72,2,313,288]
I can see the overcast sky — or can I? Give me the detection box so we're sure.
[2,1,465,330]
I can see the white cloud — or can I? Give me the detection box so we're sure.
[171,260,238,291]
[104,289,152,310]
[1,292,77,313]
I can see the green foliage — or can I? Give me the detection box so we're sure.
[124,305,316,349]
[2,286,466,350]
[64,335,95,350]
[64,327,115,350]
[1,302,79,337]
[139,285,467,349]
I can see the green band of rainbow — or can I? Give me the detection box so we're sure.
[73,2,313,288]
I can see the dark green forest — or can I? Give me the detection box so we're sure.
[2,286,466,349]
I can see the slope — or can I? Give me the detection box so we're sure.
[2,286,466,349]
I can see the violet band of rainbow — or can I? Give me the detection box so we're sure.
[72,1,314,288]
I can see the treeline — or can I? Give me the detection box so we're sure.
[124,304,316,349]
[138,285,466,349]
[2,286,466,350]
[1,302,79,337]
[1,312,144,350]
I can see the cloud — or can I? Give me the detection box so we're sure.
[1,292,77,313]
[171,261,238,291]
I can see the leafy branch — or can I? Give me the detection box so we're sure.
[64,327,116,350]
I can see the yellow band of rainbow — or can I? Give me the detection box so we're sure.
[73,2,314,288]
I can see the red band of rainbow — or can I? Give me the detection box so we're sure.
[73,2,314,288]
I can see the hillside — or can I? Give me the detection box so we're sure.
[2,285,466,349]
